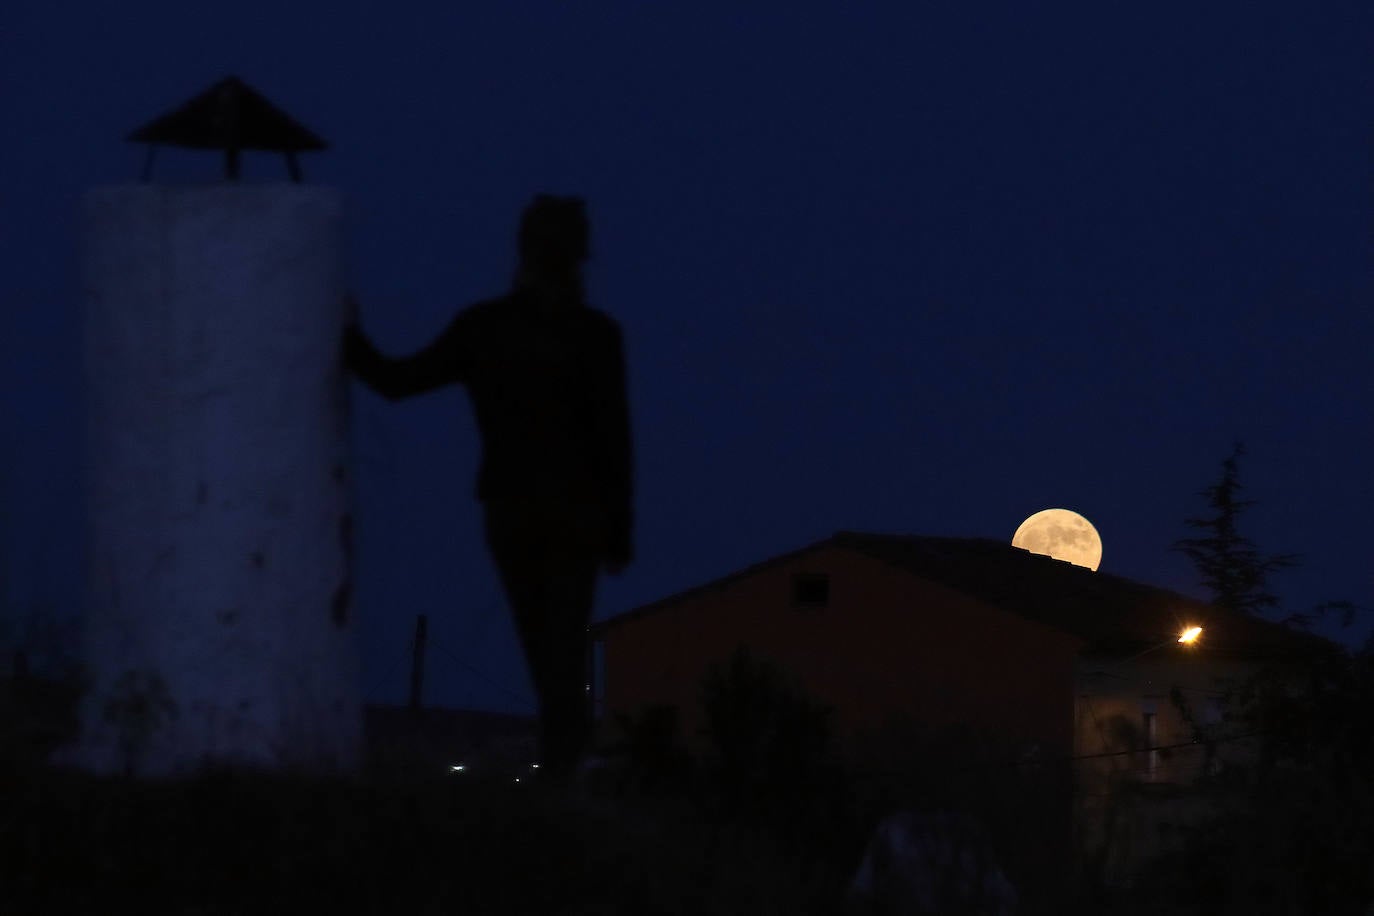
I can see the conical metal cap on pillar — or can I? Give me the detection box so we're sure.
[126,75,328,182]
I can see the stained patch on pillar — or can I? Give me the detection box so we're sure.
[197,481,208,506]
[249,550,265,569]
[217,608,239,626]
[332,512,354,628]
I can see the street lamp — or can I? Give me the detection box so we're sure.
[1120,625,1206,663]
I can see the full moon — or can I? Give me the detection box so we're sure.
[1012,508,1103,571]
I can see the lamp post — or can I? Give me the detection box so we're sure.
[56,77,360,779]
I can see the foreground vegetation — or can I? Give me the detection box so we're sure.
[2,759,865,916]
[0,644,1174,916]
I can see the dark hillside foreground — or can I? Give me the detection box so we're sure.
[0,744,1290,916]
[1,759,865,916]
[0,662,1157,915]
[12,631,1372,914]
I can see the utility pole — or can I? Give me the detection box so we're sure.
[409,614,428,711]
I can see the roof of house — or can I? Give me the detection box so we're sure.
[589,531,1330,660]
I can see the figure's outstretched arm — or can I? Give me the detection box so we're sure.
[342,299,466,401]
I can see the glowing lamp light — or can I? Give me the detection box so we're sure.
[449,764,467,773]
[1178,626,1203,645]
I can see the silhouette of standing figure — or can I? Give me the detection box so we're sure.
[343,195,633,787]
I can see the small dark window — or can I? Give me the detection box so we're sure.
[792,573,830,608]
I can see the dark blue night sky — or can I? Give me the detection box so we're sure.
[3,2,1371,716]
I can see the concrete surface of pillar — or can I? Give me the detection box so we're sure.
[61,184,360,778]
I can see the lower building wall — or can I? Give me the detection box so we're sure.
[1072,654,1260,887]
[596,546,1081,759]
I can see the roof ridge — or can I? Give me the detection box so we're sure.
[590,529,1329,659]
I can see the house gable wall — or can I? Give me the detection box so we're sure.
[595,544,1083,768]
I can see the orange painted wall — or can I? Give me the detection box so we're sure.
[594,545,1084,767]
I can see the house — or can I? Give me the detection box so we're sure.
[589,532,1091,768]
[585,530,1329,894]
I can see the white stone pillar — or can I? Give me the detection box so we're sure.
[62,184,360,778]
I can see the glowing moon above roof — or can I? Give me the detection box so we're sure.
[1012,508,1102,571]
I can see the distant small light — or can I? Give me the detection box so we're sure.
[514,777,521,783]
[449,764,467,773]
[1178,626,1203,645]
[531,763,540,769]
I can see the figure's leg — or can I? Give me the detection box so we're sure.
[528,555,598,786]
[485,506,599,787]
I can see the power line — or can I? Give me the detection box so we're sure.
[391,601,536,710]
[449,595,502,678]
[914,728,1270,780]
[366,633,415,702]
[1079,693,1130,777]
[1066,731,1260,765]
[426,632,534,710]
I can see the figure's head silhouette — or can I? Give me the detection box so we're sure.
[515,195,590,304]
[519,194,589,265]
